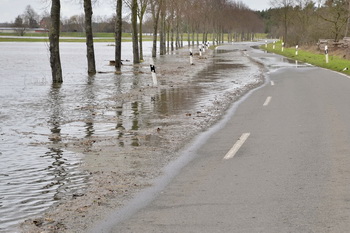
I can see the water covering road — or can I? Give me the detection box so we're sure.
[0,41,309,232]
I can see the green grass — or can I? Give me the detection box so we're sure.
[0,32,132,38]
[0,37,133,43]
[0,37,47,42]
[261,41,350,76]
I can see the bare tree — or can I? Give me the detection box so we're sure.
[23,5,39,28]
[270,0,295,45]
[137,0,149,61]
[318,0,349,41]
[49,0,63,83]
[124,0,148,60]
[159,0,166,55]
[63,14,85,32]
[150,0,162,57]
[14,15,26,36]
[84,0,96,75]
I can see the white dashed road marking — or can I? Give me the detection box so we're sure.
[223,133,251,160]
[263,96,272,106]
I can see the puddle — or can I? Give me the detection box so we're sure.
[252,50,313,71]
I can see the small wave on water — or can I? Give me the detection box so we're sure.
[0,145,90,232]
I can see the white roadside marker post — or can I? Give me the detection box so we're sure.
[150,59,158,86]
[190,49,194,65]
[295,44,299,56]
[273,40,275,50]
[325,45,329,64]
[199,45,202,57]
[282,42,285,52]
[265,40,267,48]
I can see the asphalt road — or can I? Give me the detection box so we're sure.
[98,48,350,233]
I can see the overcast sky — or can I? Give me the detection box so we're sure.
[0,0,271,23]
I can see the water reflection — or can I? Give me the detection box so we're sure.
[131,102,140,146]
[46,84,91,201]
[116,106,124,147]
[131,102,140,131]
[153,88,200,115]
[48,84,63,143]
[84,76,96,138]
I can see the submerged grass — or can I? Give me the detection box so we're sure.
[261,41,350,76]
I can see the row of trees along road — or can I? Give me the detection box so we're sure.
[12,1,350,82]
[48,0,264,83]
[262,0,350,47]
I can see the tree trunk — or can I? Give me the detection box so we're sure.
[284,7,288,46]
[170,9,174,51]
[115,0,122,71]
[212,30,215,45]
[167,24,170,52]
[131,0,140,64]
[151,0,161,58]
[187,29,190,47]
[139,19,144,61]
[160,0,166,55]
[176,11,180,48]
[176,26,179,49]
[84,0,96,75]
[180,33,183,47]
[171,27,174,51]
[49,0,63,83]
[192,30,195,46]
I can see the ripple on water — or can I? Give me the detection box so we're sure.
[0,146,90,232]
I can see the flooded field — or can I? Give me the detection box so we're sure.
[0,41,273,232]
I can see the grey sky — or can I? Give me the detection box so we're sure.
[0,0,271,23]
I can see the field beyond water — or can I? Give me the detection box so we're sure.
[261,41,350,76]
[0,32,268,43]
[0,32,137,42]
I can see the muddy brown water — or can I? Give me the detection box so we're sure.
[0,41,270,232]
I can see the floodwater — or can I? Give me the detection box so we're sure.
[0,42,153,232]
[0,41,295,232]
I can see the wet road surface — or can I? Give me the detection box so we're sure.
[94,46,350,232]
